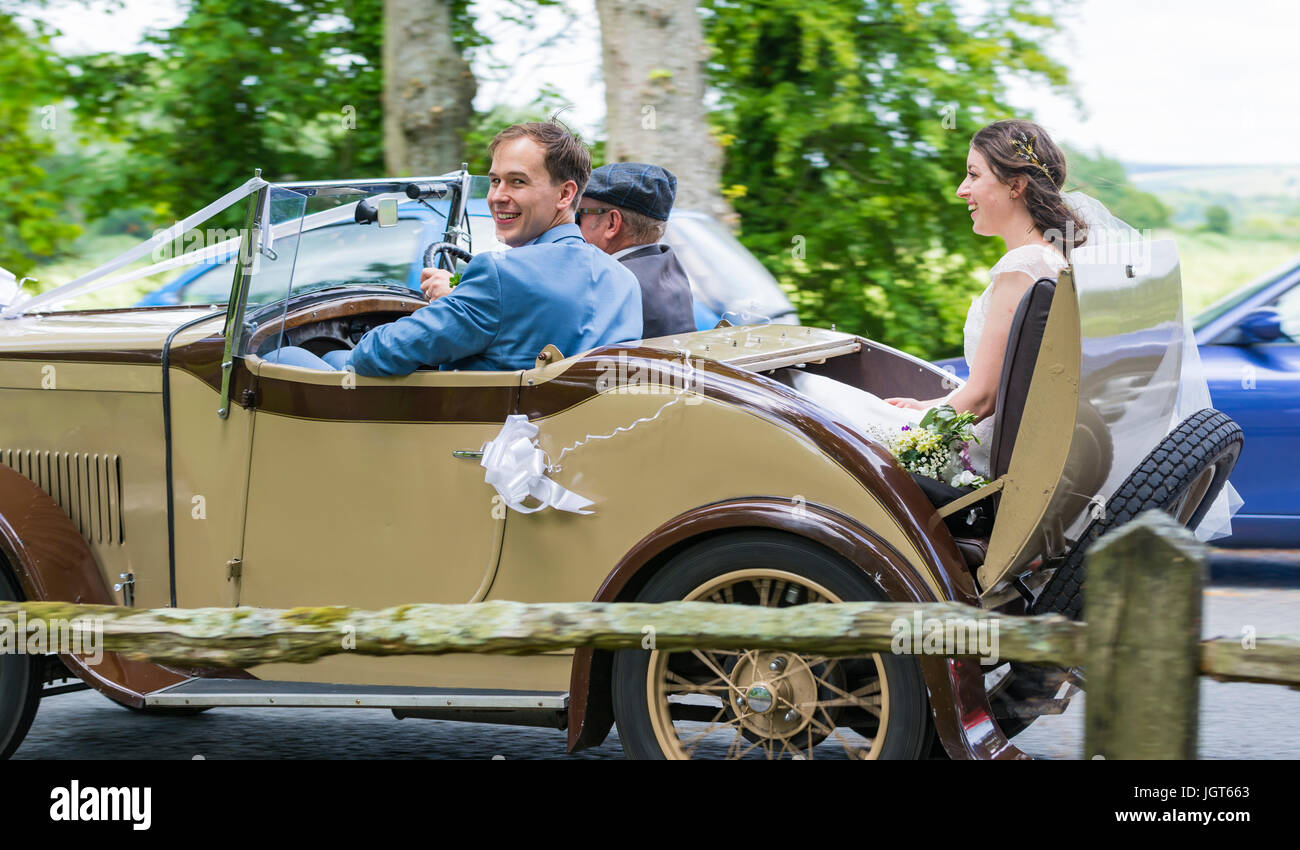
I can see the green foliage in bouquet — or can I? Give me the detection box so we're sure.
[888,404,989,489]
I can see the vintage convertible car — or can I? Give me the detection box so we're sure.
[0,172,1241,759]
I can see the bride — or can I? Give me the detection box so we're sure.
[795,119,1086,480]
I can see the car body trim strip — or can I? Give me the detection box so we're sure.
[144,678,569,709]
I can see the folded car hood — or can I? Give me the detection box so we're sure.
[641,324,862,371]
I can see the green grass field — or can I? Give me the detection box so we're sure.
[1163,229,1300,316]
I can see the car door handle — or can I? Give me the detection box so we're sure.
[452,450,483,460]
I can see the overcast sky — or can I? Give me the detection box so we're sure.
[34,0,1300,166]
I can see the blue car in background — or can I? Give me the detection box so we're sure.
[137,203,455,307]
[137,205,798,331]
[935,257,1300,547]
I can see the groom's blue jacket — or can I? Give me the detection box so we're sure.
[347,223,643,376]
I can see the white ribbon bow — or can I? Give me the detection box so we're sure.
[480,415,594,515]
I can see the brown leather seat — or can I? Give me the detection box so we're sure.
[989,278,1056,479]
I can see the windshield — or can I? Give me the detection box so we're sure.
[239,175,492,313]
[7,175,477,316]
[663,212,796,322]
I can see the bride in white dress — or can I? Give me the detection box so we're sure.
[794,120,1084,480]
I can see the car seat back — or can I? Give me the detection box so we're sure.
[989,279,1056,480]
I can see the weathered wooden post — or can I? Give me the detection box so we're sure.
[1084,510,1207,759]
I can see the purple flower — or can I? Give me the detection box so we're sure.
[900,425,911,431]
[960,442,976,472]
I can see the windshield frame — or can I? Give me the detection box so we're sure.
[217,172,470,417]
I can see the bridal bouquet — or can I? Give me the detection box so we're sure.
[886,405,989,489]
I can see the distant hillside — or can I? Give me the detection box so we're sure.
[1121,164,1300,230]
[1127,164,1300,198]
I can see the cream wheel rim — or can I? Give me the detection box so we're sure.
[646,568,891,760]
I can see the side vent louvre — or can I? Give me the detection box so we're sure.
[0,450,126,545]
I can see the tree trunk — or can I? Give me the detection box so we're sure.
[383,0,475,176]
[595,0,733,223]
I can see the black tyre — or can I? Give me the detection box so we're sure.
[0,565,42,760]
[611,531,932,760]
[1034,408,1242,621]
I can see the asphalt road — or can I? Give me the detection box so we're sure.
[14,554,1300,761]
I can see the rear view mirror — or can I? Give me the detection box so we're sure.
[354,197,399,227]
[1238,308,1283,344]
[376,198,398,228]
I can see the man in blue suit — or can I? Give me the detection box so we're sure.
[268,122,643,375]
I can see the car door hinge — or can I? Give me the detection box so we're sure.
[227,557,242,580]
[241,387,257,408]
[113,572,135,606]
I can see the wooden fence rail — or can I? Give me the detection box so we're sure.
[2,511,1297,757]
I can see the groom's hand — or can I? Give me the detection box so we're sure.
[420,268,455,301]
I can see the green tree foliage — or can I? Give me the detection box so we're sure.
[1204,204,1231,235]
[702,0,1078,357]
[0,13,81,276]
[1063,144,1170,230]
[461,86,602,173]
[68,0,387,227]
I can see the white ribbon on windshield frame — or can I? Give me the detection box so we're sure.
[1,175,270,319]
[480,415,594,515]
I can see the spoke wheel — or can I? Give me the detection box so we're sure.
[612,532,930,760]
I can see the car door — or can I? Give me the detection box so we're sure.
[212,179,511,611]
[236,362,517,609]
[1201,279,1300,545]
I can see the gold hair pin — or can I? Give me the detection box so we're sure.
[1012,132,1055,186]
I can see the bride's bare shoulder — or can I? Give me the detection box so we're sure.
[990,243,1067,280]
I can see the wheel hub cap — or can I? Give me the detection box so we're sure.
[729,650,817,738]
[744,684,775,714]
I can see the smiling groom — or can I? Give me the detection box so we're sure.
[297,122,643,376]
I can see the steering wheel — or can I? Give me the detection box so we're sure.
[423,241,474,272]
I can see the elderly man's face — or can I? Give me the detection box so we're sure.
[577,197,618,253]
[487,137,575,247]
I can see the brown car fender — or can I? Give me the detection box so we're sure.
[566,498,1027,760]
[0,465,190,707]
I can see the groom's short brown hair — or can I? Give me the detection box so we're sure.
[489,122,591,210]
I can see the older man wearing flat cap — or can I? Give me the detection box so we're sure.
[577,163,696,338]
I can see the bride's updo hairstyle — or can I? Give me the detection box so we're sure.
[970,119,1088,259]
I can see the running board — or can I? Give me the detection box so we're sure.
[145,678,568,711]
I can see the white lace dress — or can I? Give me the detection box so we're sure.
[790,243,1068,480]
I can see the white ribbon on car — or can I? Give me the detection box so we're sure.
[0,267,19,307]
[1,175,270,318]
[480,415,594,515]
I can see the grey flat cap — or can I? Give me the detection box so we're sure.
[583,162,678,221]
